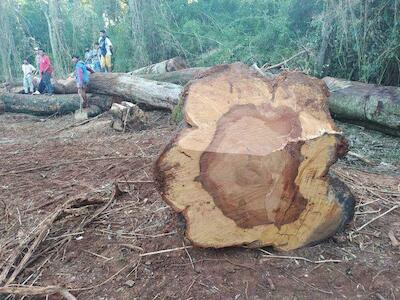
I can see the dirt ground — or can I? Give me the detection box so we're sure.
[0,111,399,300]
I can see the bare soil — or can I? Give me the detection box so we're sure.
[0,112,399,300]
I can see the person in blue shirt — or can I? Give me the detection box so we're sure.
[72,55,90,109]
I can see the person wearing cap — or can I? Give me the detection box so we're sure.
[98,29,113,72]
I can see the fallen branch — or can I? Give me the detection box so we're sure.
[139,246,193,257]
[347,151,375,166]
[355,205,399,232]
[53,112,106,135]
[0,285,77,300]
[0,185,122,286]
[261,49,308,70]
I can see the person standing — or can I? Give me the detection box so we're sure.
[22,59,36,94]
[38,49,54,95]
[84,47,91,64]
[91,43,101,72]
[98,29,113,73]
[72,55,90,109]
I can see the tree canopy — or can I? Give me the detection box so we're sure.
[1,0,399,86]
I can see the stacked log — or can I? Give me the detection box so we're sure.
[155,63,355,251]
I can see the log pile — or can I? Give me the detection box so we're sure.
[155,63,355,251]
[109,101,147,131]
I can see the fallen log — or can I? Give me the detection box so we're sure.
[54,78,77,94]
[323,77,400,136]
[155,63,355,251]
[87,73,182,110]
[128,57,187,76]
[0,93,117,116]
[141,67,210,85]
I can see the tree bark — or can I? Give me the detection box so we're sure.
[0,93,116,116]
[315,0,334,76]
[129,57,188,76]
[323,77,400,136]
[87,73,183,110]
[155,63,355,251]
[127,0,149,67]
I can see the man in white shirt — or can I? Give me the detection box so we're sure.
[22,59,36,94]
[98,29,113,73]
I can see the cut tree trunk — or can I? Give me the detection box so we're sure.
[323,77,400,136]
[128,57,187,76]
[87,73,182,110]
[0,93,117,116]
[155,63,355,251]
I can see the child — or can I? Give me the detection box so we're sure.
[72,55,90,108]
[22,59,36,94]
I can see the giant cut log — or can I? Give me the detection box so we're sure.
[323,77,400,136]
[0,93,116,116]
[128,57,187,76]
[155,63,355,251]
[87,73,182,110]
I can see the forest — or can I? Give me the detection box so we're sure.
[1,1,400,299]
[1,0,400,86]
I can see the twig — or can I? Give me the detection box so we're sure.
[185,275,200,295]
[83,250,113,261]
[355,205,399,232]
[259,249,342,264]
[287,272,333,295]
[70,263,131,291]
[139,246,193,257]
[261,49,308,70]
[0,285,76,300]
[347,151,375,165]
[183,241,195,271]
[53,112,105,134]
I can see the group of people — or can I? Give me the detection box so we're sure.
[83,30,113,73]
[22,29,113,108]
[21,48,53,95]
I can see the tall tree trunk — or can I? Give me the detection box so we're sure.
[0,0,18,81]
[315,0,334,76]
[42,0,70,77]
[128,0,150,68]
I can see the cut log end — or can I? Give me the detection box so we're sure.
[155,63,355,251]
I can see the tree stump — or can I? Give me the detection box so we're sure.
[155,63,355,251]
[109,101,147,131]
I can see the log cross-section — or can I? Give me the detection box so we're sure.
[155,63,355,251]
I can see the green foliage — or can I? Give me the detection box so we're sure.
[1,0,399,86]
